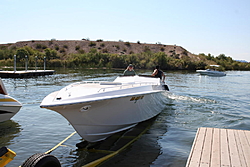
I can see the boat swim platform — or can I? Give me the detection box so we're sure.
[0,70,55,78]
[186,127,250,167]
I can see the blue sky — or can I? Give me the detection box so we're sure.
[1,0,250,61]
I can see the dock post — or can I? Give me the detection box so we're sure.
[14,55,16,73]
[44,56,46,71]
[25,55,28,71]
[35,56,37,71]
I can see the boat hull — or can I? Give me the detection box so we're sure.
[44,92,166,142]
[0,96,22,123]
[196,70,226,76]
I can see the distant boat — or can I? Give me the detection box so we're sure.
[196,65,226,76]
[0,78,22,123]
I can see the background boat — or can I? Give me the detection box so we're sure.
[196,65,226,76]
[0,78,22,123]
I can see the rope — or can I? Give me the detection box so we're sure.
[45,131,77,154]
[43,121,152,166]
[82,122,152,167]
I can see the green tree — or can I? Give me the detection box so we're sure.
[16,48,29,61]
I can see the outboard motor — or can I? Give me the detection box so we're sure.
[162,85,169,91]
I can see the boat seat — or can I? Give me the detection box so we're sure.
[100,82,122,85]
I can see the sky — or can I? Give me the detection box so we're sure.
[1,0,250,62]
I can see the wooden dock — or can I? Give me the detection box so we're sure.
[0,70,55,78]
[186,127,250,167]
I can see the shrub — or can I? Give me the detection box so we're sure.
[102,48,108,53]
[143,46,151,52]
[75,45,80,50]
[115,45,120,49]
[42,45,47,49]
[36,44,42,49]
[78,49,85,54]
[60,48,65,53]
[125,42,131,47]
[48,59,63,67]
[49,40,53,45]
[89,41,96,47]
[55,45,59,51]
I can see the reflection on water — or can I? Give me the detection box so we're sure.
[52,115,167,167]
[0,120,21,147]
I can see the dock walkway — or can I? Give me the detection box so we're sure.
[0,70,55,78]
[186,127,250,167]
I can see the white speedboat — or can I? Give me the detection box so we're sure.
[196,65,226,76]
[0,78,22,123]
[40,75,169,142]
[196,69,226,76]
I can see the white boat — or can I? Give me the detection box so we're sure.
[40,75,169,142]
[196,65,226,76]
[0,78,22,123]
[196,69,226,76]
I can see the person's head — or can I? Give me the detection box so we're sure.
[155,65,160,70]
[128,64,133,70]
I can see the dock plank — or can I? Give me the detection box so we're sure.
[210,128,220,167]
[240,130,250,166]
[227,129,241,167]
[186,127,250,167]
[220,129,230,167]
[200,128,212,167]
[187,128,206,167]
[235,130,247,167]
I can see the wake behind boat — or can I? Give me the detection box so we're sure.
[40,75,169,142]
[0,78,22,123]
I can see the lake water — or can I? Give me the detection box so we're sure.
[1,69,249,167]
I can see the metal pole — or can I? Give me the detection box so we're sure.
[44,56,46,71]
[35,56,37,71]
[14,55,16,73]
[25,55,28,71]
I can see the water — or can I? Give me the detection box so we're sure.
[0,69,249,167]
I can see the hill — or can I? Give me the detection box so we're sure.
[1,40,199,61]
[1,40,249,70]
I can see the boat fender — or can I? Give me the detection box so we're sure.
[163,85,169,91]
[80,105,92,112]
[21,153,61,167]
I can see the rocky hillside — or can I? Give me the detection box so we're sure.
[2,40,200,61]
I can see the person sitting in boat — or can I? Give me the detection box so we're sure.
[152,65,165,82]
[123,64,136,76]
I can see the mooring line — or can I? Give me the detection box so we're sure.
[43,122,152,167]
[45,131,77,154]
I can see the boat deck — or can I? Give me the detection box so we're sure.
[186,127,250,167]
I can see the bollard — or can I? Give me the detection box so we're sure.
[14,55,16,73]
[25,55,28,71]
[44,56,46,71]
[35,56,37,71]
